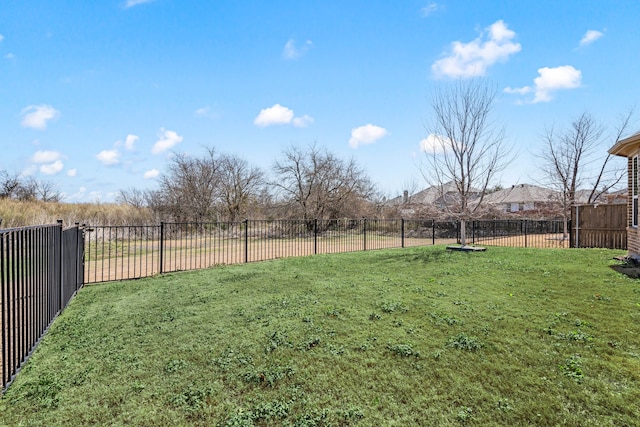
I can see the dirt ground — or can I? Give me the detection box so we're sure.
[609,257,640,279]
[82,233,570,283]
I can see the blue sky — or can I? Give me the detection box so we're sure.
[1,0,638,202]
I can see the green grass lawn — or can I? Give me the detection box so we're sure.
[1,246,639,426]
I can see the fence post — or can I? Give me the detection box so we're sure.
[401,218,405,248]
[74,223,81,291]
[57,220,63,312]
[314,219,318,255]
[432,220,436,245]
[159,222,164,274]
[244,219,249,263]
[524,220,528,248]
[472,221,475,244]
[363,218,367,251]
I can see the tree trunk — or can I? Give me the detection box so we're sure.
[460,219,467,247]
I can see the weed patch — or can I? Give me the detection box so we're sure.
[447,333,483,351]
[387,343,420,357]
[559,354,584,383]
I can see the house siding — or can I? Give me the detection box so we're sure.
[627,156,640,258]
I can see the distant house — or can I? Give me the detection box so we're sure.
[483,184,559,214]
[608,132,640,258]
[387,182,480,218]
[603,188,627,205]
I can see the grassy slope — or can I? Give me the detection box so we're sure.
[1,246,639,426]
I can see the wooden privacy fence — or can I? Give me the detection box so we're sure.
[571,204,627,249]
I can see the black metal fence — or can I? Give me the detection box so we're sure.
[83,219,568,284]
[1,221,84,392]
[471,219,568,248]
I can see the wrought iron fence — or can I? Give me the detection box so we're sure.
[471,219,569,249]
[83,219,568,284]
[1,221,83,392]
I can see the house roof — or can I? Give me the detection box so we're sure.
[387,181,463,206]
[410,181,462,204]
[609,132,640,157]
[482,184,558,205]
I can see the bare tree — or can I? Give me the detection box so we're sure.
[272,144,376,223]
[141,148,265,222]
[0,170,22,199]
[153,148,222,222]
[0,171,61,202]
[34,180,62,202]
[538,109,634,237]
[117,187,150,208]
[422,79,511,246]
[218,153,265,222]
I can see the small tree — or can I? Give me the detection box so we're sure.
[538,110,634,238]
[422,79,511,246]
[117,187,149,209]
[218,153,265,222]
[153,148,222,222]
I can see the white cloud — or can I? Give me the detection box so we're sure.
[349,124,388,149]
[21,165,37,176]
[282,39,312,60]
[253,104,314,128]
[0,34,4,42]
[580,30,603,47]
[532,66,582,102]
[67,168,77,177]
[292,115,314,128]
[144,169,160,179]
[40,160,64,175]
[505,65,582,103]
[503,86,532,95]
[152,128,183,154]
[254,104,294,126]
[125,134,139,151]
[432,20,521,78]
[67,186,87,201]
[5,53,15,60]
[32,150,63,163]
[419,134,454,154]
[96,149,121,165]
[20,104,61,130]
[124,0,155,8]
[420,2,440,17]
[195,106,221,119]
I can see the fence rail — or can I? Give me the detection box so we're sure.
[83,219,569,284]
[1,222,83,392]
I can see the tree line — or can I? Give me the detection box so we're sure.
[118,144,383,223]
[0,170,62,202]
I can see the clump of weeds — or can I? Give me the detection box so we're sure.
[447,333,483,351]
[387,343,420,357]
[380,301,408,313]
[559,354,584,383]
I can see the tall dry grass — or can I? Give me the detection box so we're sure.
[0,199,155,229]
